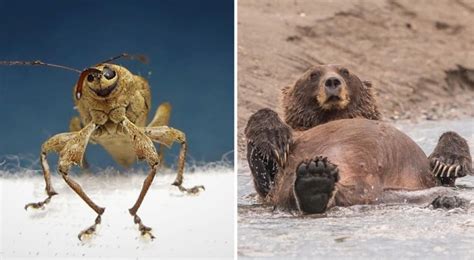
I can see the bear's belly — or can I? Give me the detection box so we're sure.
[272,118,437,208]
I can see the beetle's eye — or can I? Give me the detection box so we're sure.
[340,68,350,76]
[103,67,116,80]
[86,74,94,82]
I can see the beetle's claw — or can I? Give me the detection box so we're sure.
[78,214,101,241]
[175,184,205,195]
[78,225,97,241]
[139,226,155,240]
[24,193,57,211]
[133,214,155,240]
[24,202,45,210]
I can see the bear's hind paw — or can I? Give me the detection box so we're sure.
[293,156,339,214]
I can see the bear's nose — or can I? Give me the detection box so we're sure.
[324,77,341,89]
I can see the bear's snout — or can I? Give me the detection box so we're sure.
[324,77,342,97]
[316,72,350,110]
[325,77,341,89]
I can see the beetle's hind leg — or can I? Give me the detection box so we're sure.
[24,132,76,210]
[143,125,205,194]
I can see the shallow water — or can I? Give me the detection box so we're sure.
[0,166,234,258]
[238,119,474,259]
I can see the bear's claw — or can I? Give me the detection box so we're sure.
[247,142,279,197]
[431,159,463,178]
[430,156,470,186]
[273,142,290,167]
[428,131,472,186]
[293,156,339,214]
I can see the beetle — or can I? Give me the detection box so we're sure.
[0,53,204,240]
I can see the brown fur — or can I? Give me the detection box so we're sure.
[245,65,382,200]
[246,64,470,212]
[281,65,380,130]
[244,108,292,162]
[268,119,438,210]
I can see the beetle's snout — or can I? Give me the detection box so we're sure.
[85,68,102,83]
[86,73,99,82]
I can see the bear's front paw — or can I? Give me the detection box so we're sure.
[430,155,471,186]
[429,131,472,186]
[245,108,292,167]
[249,129,292,167]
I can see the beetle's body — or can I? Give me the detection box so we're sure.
[73,64,151,167]
[2,56,203,240]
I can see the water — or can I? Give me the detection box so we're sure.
[238,119,474,259]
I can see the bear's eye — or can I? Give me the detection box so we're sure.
[310,71,320,80]
[340,68,350,77]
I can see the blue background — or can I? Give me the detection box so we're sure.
[0,0,234,168]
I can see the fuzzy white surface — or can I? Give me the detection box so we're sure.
[0,167,234,259]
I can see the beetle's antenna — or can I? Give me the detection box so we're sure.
[99,53,149,65]
[0,60,82,73]
[76,67,102,100]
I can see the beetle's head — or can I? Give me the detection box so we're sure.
[76,64,123,100]
[0,53,148,101]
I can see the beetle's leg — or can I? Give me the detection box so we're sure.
[24,132,76,210]
[142,125,205,194]
[69,116,90,169]
[148,102,172,166]
[130,165,158,239]
[122,118,161,239]
[148,102,172,128]
[56,123,105,240]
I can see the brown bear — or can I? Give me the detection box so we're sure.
[245,64,472,214]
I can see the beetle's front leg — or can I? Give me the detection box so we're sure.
[148,102,172,167]
[24,132,76,210]
[142,126,205,194]
[69,116,90,169]
[122,118,160,239]
[57,122,105,241]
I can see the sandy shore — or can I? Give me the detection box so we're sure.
[238,0,474,158]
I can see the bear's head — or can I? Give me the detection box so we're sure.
[281,64,381,130]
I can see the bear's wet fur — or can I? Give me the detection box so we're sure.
[269,118,437,213]
[245,65,381,199]
[245,64,472,214]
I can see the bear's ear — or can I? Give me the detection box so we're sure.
[280,85,293,111]
[281,85,292,95]
[362,80,373,89]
